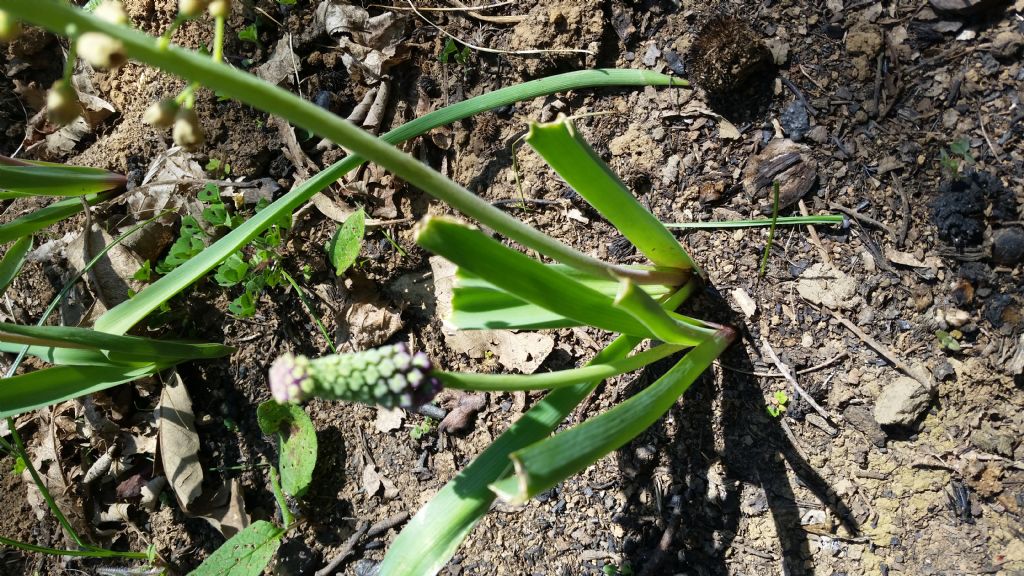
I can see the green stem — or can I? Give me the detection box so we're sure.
[281,269,337,354]
[664,214,845,229]
[212,15,224,64]
[8,1,688,289]
[0,534,149,559]
[268,466,293,529]
[759,180,781,277]
[437,343,686,392]
[62,40,77,83]
[8,422,89,548]
[614,280,717,345]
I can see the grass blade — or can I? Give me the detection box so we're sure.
[414,216,657,339]
[613,280,717,345]
[664,214,845,229]
[526,116,697,272]
[0,236,32,296]
[489,327,735,504]
[0,363,161,419]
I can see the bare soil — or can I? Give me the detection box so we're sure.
[1,0,1023,575]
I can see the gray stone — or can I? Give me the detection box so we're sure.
[992,227,1024,266]
[874,377,931,427]
[781,100,809,141]
[929,0,1005,15]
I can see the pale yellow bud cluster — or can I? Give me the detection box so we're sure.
[46,80,82,126]
[0,10,22,43]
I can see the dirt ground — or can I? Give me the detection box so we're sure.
[1,0,1023,575]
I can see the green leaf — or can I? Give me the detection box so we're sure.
[0,191,119,245]
[773,390,789,405]
[415,216,658,339]
[214,253,249,287]
[451,265,671,331]
[0,322,234,364]
[0,164,124,198]
[0,363,161,419]
[526,117,696,272]
[191,520,284,576]
[198,183,221,202]
[228,291,256,317]
[489,328,735,504]
[237,23,259,46]
[935,330,961,352]
[256,401,317,498]
[0,236,32,297]
[326,208,364,276]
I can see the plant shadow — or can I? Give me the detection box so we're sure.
[613,284,859,576]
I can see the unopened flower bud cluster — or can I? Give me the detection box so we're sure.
[268,344,442,409]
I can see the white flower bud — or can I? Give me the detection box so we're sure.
[142,99,179,128]
[94,1,128,25]
[178,0,210,17]
[0,10,22,43]
[76,32,127,69]
[208,0,230,19]
[46,80,82,126]
[172,107,204,149]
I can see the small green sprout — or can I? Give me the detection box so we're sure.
[410,417,434,440]
[936,329,961,352]
[237,23,261,48]
[438,38,470,65]
[767,389,789,417]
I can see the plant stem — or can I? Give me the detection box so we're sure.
[0,534,149,559]
[437,343,685,391]
[268,466,293,529]
[664,214,845,229]
[212,15,224,64]
[759,180,781,277]
[281,269,337,354]
[91,67,687,335]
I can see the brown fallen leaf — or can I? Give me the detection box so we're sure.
[157,371,203,512]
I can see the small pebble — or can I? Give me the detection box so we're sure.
[780,100,809,141]
[991,227,1024,266]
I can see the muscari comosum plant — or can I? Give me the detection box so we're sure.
[0,2,753,574]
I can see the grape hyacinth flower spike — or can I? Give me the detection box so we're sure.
[268,343,442,409]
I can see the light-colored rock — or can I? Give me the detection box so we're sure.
[873,376,931,427]
[796,263,861,310]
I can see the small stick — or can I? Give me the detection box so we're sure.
[828,202,895,238]
[977,110,1003,162]
[798,199,832,265]
[720,350,847,378]
[780,75,817,116]
[825,308,933,391]
[892,175,910,247]
[315,521,368,576]
[366,511,410,538]
[761,339,833,423]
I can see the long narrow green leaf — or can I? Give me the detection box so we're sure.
[489,327,735,504]
[664,214,845,229]
[0,191,120,245]
[437,343,685,391]
[613,280,716,344]
[452,265,671,330]
[415,216,661,340]
[0,236,32,296]
[526,116,698,272]
[0,322,234,363]
[0,341,134,366]
[0,165,125,197]
[379,284,698,575]
[0,363,160,419]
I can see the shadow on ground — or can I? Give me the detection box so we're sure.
[612,284,859,576]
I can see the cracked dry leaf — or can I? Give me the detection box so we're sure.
[323,3,409,83]
[158,371,203,512]
[429,256,554,373]
[66,223,146,315]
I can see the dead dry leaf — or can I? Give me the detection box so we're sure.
[362,463,382,496]
[158,371,203,511]
[429,256,554,373]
